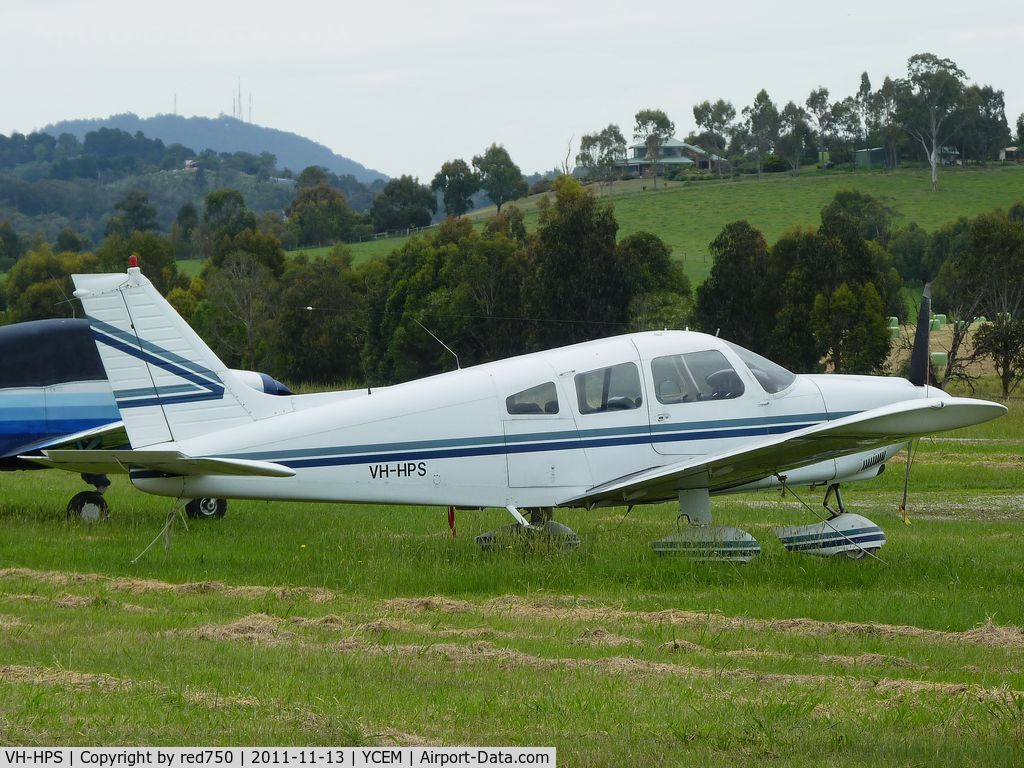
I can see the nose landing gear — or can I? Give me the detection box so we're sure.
[773,483,887,558]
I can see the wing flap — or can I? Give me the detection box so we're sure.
[565,397,1005,506]
[25,449,295,478]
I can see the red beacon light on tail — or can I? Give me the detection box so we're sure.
[128,254,139,269]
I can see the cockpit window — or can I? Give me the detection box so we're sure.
[575,363,642,414]
[725,341,796,394]
[506,382,559,415]
[652,350,745,403]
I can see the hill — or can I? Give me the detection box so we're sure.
[44,113,387,183]
[451,165,1024,284]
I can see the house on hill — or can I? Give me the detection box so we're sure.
[614,138,725,176]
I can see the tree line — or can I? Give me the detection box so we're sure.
[0,176,687,386]
[696,191,1024,395]
[2,175,1022,394]
[577,53,1022,192]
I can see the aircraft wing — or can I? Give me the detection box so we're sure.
[23,449,296,478]
[11,421,129,458]
[564,397,1005,506]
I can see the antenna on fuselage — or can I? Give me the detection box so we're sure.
[415,319,461,370]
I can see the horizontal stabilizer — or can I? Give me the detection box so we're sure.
[565,397,1006,506]
[27,449,295,478]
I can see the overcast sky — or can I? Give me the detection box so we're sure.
[3,1,1021,180]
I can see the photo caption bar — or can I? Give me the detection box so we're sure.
[0,748,555,768]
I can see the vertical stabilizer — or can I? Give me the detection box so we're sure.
[72,266,289,447]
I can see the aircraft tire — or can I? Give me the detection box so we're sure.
[186,498,228,519]
[66,491,110,523]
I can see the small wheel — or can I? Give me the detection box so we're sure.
[186,498,227,519]
[66,491,110,522]
[844,547,876,560]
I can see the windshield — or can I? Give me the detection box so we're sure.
[725,341,796,394]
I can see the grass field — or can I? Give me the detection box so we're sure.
[1,390,1022,762]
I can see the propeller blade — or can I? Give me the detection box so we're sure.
[908,284,932,387]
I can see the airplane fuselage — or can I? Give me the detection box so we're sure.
[129,331,926,509]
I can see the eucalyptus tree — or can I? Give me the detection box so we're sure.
[431,159,481,217]
[576,124,627,194]
[633,108,674,188]
[895,53,968,191]
[692,99,736,177]
[741,90,779,178]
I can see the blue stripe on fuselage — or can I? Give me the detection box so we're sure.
[222,412,859,470]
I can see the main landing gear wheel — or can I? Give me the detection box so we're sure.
[475,507,580,551]
[650,489,761,563]
[185,498,228,519]
[66,491,110,522]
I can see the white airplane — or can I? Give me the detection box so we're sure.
[29,260,1006,560]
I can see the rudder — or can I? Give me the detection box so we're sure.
[73,264,288,447]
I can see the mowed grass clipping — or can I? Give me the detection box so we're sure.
[1,396,1023,762]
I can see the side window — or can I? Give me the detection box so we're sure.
[506,382,559,415]
[575,362,642,414]
[652,350,745,403]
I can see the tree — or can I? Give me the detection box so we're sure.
[527,176,622,346]
[431,159,480,217]
[820,189,895,244]
[831,96,862,166]
[201,188,256,258]
[1017,113,1024,145]
[896,53,967,191]
[197,253,277,370]
[805,87,835,164]
[208,228,286,276]
[106,190,158,236]
[286,182,365,245]
[811,282,890,373]
[957,85,1010,163]
[5,244,99,322]
[871,77,905,170]
[171,201,199,260]
[296,166,330,189]
[576,124,627,193]
[973,316,1024,397]
[692,101,735,178]
[472,144,528,212]
[633,109,675,188]
[0,219,24,264]
[96,231,181,294]
[525,177,681,348]
[369,175,437,232]
[695,221,769,349]
[742,90,779,178]
[55,228,86,253]
[269,246,365,383]
[932,210,1024,390]
[777,101,810,173]
[856,72,873,149]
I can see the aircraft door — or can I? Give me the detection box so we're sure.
[645,348,763,457]
[501,372,591,489]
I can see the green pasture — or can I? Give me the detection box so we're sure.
[1,391,1022,762]
[168,166,1024,288]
